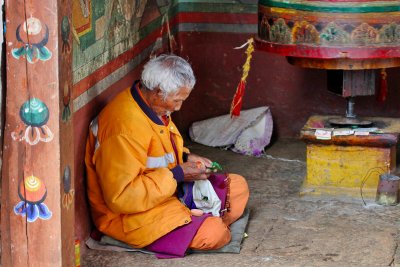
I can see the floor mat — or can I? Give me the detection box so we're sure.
[85,208,250,256]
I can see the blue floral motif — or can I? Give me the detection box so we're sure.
[11,21,52,64]
[12,45,52,64]
[14,201,52,223]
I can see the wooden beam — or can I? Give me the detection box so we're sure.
[1,0,75,266]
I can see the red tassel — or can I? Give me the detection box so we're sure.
[230,80,246,117]
[229,38,254,117]
[377,68,387,102]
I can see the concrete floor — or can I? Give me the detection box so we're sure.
[82,139,400,267]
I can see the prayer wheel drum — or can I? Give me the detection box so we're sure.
[256,0,400,70]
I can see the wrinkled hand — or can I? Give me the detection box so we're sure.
[187,153,212,169]
[180,161,209,182]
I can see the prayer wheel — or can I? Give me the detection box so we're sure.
[256,1,400,198]
[256,0,400,125]
[256,0,400,69]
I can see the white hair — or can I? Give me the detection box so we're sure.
[141,54,196,97]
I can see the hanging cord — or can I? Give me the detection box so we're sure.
[360,165,389,206]
[150,12,176,58]
[376,68,388,102]
[163,12,176,53]
[230,38,254,117]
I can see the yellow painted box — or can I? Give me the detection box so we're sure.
[300,116,400,199]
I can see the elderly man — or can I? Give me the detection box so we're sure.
[85,54,249,257]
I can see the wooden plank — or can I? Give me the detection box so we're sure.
[59,0,76,265]
[342,70,375,97]
[2,1,29,265]
[2,0,74,265]
[301,131,398,147]
[300,116,400,147]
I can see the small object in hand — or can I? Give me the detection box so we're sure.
[190,209,204,216]
[196,161,203,169]
[207,162,223,172]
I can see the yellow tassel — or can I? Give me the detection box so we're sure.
[240,38,255,82]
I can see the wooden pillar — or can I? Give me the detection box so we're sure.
[1,0,75,266]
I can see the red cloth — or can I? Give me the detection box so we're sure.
[230,80,246,117]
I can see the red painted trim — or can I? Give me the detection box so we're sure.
[76,23,90,34]
[73,12,256,99]
[255,39,400,59]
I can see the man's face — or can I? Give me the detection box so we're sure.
[151,86,192,116]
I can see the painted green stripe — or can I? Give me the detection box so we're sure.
[78,17,96,50]
[179,22,257,33]
[259,0,400,13]
[171,0,257,12]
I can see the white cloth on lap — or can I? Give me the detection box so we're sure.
[192,180,222,216]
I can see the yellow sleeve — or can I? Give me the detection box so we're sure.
[93,134,178,214]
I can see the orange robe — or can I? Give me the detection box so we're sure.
[85,86,191,248]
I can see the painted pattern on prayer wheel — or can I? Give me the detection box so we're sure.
[256,0,400,61]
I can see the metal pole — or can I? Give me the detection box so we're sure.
[345,97,356,118]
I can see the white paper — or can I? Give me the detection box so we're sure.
[315,129,332,140]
